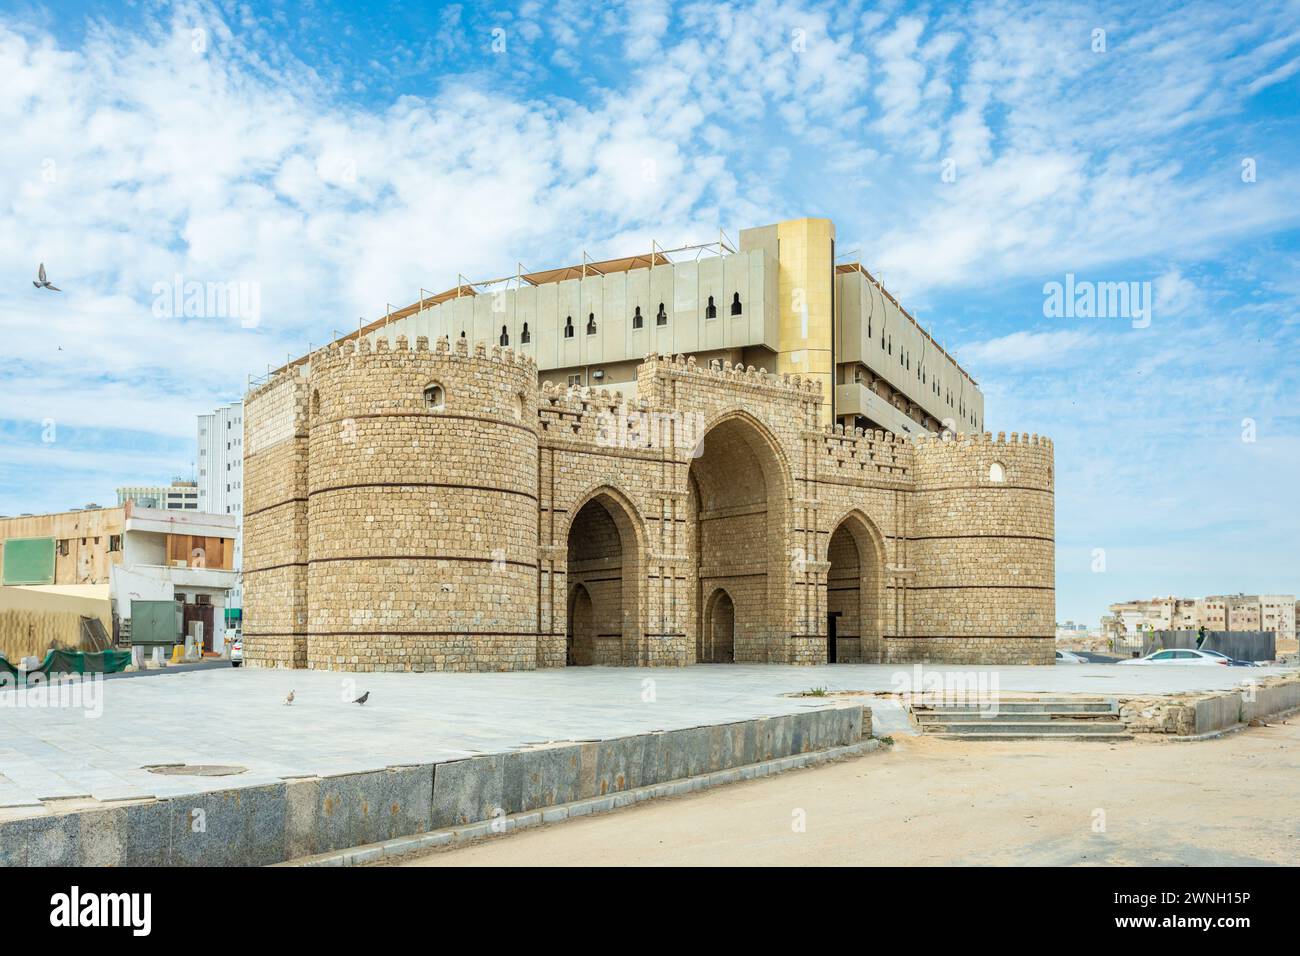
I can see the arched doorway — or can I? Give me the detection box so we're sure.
[700,589,735,663]
[567,584,594,665]
[564,490,644,666]
[826,514,885,663]
[687,414,790,663]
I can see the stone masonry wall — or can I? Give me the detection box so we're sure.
[242,341,1056,670]
[305,335,539,672]
[243,369,310,667]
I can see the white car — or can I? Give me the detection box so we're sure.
[1055,650,1088,664]
[1118,648,1228,666]
[230,637,244,667]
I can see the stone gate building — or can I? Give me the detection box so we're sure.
[243,337,1054,670]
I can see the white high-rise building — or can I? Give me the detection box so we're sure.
[198,401,244,613]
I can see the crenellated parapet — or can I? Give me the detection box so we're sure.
[820,424,913,482]
[635,352,824,405]
[911,429,1054,491]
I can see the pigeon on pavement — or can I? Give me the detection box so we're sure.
[33,263,61,292]
[284,690,295,706]
[353,691,369,705]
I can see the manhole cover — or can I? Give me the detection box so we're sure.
[145,764,248,777]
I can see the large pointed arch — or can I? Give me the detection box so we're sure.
[562,484,647,666]
[687,410,793,663]
[825,509,887,663]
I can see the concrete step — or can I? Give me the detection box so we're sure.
[911,700,1115,714]
[919,720,1125,735]
[914,711,1122,723]
[932,732,1134,742]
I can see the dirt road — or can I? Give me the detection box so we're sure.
[394,721,1300,866]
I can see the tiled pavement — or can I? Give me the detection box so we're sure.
[0,661,1287,809]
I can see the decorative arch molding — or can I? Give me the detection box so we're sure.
[695,406,796,495]
[700,587,736,663]
[558,482,650,667]
[687,408,797,663]
[561,482,650,554]
[825,508,888,664]
[826,507,888,567]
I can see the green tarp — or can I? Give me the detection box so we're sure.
[30,648,131,675]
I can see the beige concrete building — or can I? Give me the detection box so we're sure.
[1105,593,1295,642]
[242,218,1053,673]
[309,218,980,437]
[0,504,239,655]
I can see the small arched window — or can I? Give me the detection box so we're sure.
[499,325,509,346]
[632,306,643,329]
[459,330,466,339]
[656,303,667,326]
[705,295,717,319]
[730,292,742,315]
[586,312,597,335]
[424,383,445,411]
[564,316,574,338]
[988,461,1006,483]
[521,322,530,344]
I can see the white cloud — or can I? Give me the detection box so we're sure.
[959,329,1100,366]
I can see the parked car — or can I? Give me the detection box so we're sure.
[1117,648,1228,666]
[1199,649,1257,667]
[1055,650,1088,664]
[230,637,243,667]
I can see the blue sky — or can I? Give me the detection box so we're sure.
[1,0,1298,624]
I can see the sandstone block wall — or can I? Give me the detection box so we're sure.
[305,335,539,672]
[243,341,1056,671]
[244,370,310,667]
[906,431,1055,664]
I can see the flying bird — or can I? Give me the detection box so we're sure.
[33,263,60,292]
[284,690,295,706]
[353,691,369,705]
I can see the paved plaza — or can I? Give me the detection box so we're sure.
[0,662,1290,811]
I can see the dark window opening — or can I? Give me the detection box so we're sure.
[521,322,531,343]
[730,292,742,315]
[632,306,643,329]
[705,295,717,319]
[656,303,667,326]
[499,325,509,346]
[586,313,597,335]
[564,316,574,338]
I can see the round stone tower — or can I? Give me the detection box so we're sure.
[906,431,1055,664]
[305,334,540,671]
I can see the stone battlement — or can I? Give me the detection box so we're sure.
[913,430,1052,448]
[639,352,824,400]
[316,333,537,369]
[821,425,913,480]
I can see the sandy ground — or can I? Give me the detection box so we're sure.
[394,720,1300,867]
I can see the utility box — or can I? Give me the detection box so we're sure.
[130,600,180,648]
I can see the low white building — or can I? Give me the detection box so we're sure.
[110,505,239,651]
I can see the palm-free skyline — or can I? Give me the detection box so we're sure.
[2,0,1298,623]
